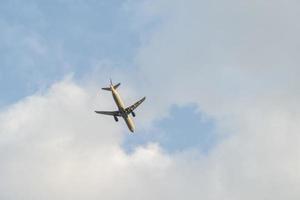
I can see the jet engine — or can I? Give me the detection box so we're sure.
[114,115,118,122]
[132,112,136,117]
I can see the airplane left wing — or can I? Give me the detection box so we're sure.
[125,97,146,114]
[95,110,121,116]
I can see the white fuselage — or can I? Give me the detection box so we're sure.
[111,86,135,132]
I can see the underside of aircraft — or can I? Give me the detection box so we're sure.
[95,80,146,132]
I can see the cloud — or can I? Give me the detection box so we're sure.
[0,79,121,199]
[128,0,300,199]
[1,76,299,199]
[0,78,214,200]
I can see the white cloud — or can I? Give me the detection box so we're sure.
[1,77,299,199]
[0,79,196,200]
[1,74,300,200]
[0,79,121,199]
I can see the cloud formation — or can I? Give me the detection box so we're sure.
[132,0,300,199]
[2,78,298,200]
[0,79,165,199]
[0,79,215,200]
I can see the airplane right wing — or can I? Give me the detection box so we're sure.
[95,110,121,116]
[125,97,146,114]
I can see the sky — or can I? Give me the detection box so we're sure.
[0,0,300,199]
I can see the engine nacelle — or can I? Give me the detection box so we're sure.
[114,115,118,122]
[132,112,136,117]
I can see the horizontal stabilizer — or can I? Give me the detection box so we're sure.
[113,83,121,89]
[101,83,121,91]
[101,87,111,91]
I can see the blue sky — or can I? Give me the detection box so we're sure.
[0,0,139,106]
[123,104,217,154]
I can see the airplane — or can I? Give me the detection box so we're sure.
[95,80,146,133]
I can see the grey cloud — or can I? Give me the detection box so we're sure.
[131,0,300,199]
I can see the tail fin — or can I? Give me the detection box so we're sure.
[102,83,121,91]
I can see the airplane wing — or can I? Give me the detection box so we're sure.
[125,97,146,114]
[95,110,121,116]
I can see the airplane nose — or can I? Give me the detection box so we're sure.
[130,127,135,133]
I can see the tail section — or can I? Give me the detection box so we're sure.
[101,82,121,91]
